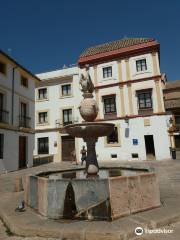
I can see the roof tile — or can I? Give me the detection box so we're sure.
[80,38,155,58]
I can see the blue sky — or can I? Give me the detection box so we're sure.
[0,0,180,80]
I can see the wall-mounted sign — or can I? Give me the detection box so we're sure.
[125,128,129,138]
[133,139,138,145]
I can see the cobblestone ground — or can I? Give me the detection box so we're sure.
[0,219,60,240]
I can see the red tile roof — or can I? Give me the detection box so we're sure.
[80,38,155,58]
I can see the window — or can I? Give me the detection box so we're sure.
[0,62,6,75]
[63,109,72,125]
[20,102,27,117]
[0,93,3,110]
[21,76,28,88]
[103,66,112,78]
[62,84,71,96]
[19,102,30,127]
[137,92,152,109]
[38,137,49,154]
[136,59,147,72]
[38,88,47,100]
[107,127,118,144]
[175,116,180,125]
[38,112,48,124]
[0,93,9,123]
[0,134,4,159]
[103,96,116,114]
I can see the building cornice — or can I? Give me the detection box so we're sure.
[0,123,35,134]
[94,112,166,122]
[94,75,162,90]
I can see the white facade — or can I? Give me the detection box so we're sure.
[0,51,38,172]
[35,50,171,162]
[34,67,81,161]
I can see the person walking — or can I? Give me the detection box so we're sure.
[80,146,87,166]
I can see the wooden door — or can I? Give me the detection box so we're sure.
[62,136,75,161]
[19,136,27,169]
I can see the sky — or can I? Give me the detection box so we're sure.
[0,0,180,80]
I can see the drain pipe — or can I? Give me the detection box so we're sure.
[11,66,18,125]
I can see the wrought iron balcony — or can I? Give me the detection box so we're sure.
[19,115,31,128]
[0,109,9,124]
[55,118,79,128]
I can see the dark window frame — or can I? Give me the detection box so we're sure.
[107,127,119,144]
[0,134,4,159]
[61,84,71,96]
[103,66,112,78]
[63,109,72,125]
[0,61,6,75]
[137,91,152,109]
[21,76,28,88]
[103,96,116,114]
[38,112,48,124]
[136,59,147,72]
[38,137,49,154]
[38,88,47,100]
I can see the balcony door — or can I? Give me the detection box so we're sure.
[63,109,72,125]
[19,136,27,169]
[20,102,28,127]
[0,93,3,110]
[20,102,27,117]
[0,93,3,122]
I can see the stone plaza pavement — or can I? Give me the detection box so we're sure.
[0,159,180,240]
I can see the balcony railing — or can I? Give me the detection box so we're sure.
[0,109,9,124]
[55,118,79,128]
[19,115,31,128]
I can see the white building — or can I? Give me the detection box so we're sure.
[35,38,171,163]
[0,50,40,173]
[34,66,81,162]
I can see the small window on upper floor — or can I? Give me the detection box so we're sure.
[38,112,48,124]
[103,66,112,78]
[38,88,47,100]
[61,84,71,97]
[63,109,72,125]
[21,76,28,88]
[138,92,152,109]
[136,59,147,72]
[137,90,153,115]
[103,95,116,114]
[0,61,6,75]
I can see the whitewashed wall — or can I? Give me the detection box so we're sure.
[0,56,36,172]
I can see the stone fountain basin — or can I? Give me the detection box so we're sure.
[24,167,161,221]
[64,122,114,138]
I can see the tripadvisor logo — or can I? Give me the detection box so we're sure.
[135,227,144,236]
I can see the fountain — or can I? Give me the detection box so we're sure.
[24,65,161,221]
[64,64,114,175]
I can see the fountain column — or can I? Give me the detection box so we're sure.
[83,137,99,172]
